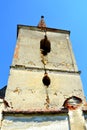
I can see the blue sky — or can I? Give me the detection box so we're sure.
[0,0,87,99]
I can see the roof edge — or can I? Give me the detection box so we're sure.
[17,24,70,38]
[3,109,68,115]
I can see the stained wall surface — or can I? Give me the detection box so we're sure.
[12,26,78,71]
[3,26,86,130]
[5,69,85,111]
[5,26,85,111]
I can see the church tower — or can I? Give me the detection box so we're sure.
[0,16,87,130]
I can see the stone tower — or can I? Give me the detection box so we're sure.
[0,16,87,130]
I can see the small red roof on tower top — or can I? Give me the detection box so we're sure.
[38,16,46,28]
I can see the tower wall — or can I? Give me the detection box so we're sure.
[5,26,85,111]
[12,26,78,71]
[5,69,84,111]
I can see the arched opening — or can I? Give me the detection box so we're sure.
[40,35,51,55]
[42,73,51,87]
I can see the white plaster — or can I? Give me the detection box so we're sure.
[1,115,69,130]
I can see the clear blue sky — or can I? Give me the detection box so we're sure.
[0,0,87,99]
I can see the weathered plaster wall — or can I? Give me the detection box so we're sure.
[12,27,78,71]
[2,26,86,130]
[5,26,85,111]
[69,108,86,130]
[5,69,85,111]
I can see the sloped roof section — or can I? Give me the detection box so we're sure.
[0,86,7,98]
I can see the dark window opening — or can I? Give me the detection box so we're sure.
[40,35,51,55]
[42,73,51,87]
